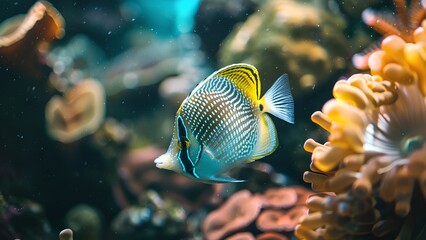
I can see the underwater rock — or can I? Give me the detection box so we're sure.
[0,1,64,79]
[0,194,51,240]
[218,0,349,98]
[64,204,102,240]
[111,190,188,240]
[45,79,106,143]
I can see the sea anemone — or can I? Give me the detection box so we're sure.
[353,0,426,69]
[297,21,426,239]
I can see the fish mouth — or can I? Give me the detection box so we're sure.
[154,155,164,167]
[154,153,173,170]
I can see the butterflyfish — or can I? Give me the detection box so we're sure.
[155,63,294,183]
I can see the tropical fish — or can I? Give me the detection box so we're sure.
[155,63,294,183]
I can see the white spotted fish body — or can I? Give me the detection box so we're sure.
[155,63,294,183]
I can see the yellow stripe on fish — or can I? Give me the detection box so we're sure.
[155,63,294,183]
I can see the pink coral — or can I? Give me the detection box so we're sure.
[256,206,307,232]
[203,186,312,240]
[261,188,297,209]
[203,190,263,240]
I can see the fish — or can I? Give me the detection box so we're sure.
[154,63,294,183]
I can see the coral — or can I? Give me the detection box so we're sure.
[202,187,312,240]
[261,188,298,209]
[203,190,263,240]
[256,206,307,232]
[256,232,288,240]
[297,21,426,239]
[45,79,106,143]
[226,232,255,240]
[0,1,64,78]
[353,0,426,69]
[218,0,349,98]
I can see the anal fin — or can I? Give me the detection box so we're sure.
[203,175,246,184]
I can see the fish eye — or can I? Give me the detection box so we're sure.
[177,139,190,149]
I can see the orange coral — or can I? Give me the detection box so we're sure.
[0,1,64,77]
[297,20,426,239]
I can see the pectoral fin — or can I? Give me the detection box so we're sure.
[249,114,278,162]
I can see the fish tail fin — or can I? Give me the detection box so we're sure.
[260,74,294,124]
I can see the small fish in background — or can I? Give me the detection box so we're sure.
[155,63,294,183]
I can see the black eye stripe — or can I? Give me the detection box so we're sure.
[177,116,198,178]
[177,116,187,140]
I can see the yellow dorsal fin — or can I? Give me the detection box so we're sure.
[213,63,261,100]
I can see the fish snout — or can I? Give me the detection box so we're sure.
[154,152,175,171]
